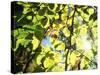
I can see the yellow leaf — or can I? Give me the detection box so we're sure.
[84,50,94,60]
[76,37,83,49]
[80,57,89,69]
[63,6,68,12]
[43,57,54,68]
[32,36,40,50]
[83,13,89,22]
[88,8,94,15]
[67,18,72,26]
[53,52,62,63]
[51,63,65,72]
[71,35,76,45]
[61,13,67,21]
[56,42,65,50]
[36,54,45,65]
[79,25,88,36]
[62,27,70,37]
[69,52,77,66]
[92,27,97,38]
[42,46,51,53]
[52,39,65,50]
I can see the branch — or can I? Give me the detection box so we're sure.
[65,5,76,71]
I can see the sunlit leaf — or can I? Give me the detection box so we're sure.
[80,57,90,69]
[14,38,31,51]
[69,52,77,66]
[51,63,65,72]
[13,30,18,37]
[53,52,62,62]
[62,27,70,37]
[32,36,40,50]
[79,25,88,36]
[26,15,32,20]
[43,57,54,68]
[36,53,45,65]
[88,8,94,15]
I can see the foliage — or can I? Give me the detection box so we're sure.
[11,1,97,73]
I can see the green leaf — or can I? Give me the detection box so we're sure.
[38,7,47,16]
[48,4,55,10]
[12,30,18,37]
[56,4,61,12]
[17,29,28,39]
[83,8,89,15]
[26,15,32,20]
[23,7,31,14]
[89,12,97,21]
[47,9,55,15]
[17,1,24,5]
[14,38,31,51]
[41,17,48,26]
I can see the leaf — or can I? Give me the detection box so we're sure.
[17,29,28,39]
[43,57,54,68]
[23,7,31,14]
[48,4,55,10]
[61,13,67,21]
[14,38,31,51]
[69,10,74,17]
[23,24,44,40]
[41,17,48,26]
[13,29,18,37]
[34,25,45,40]
[79,25,88,36]
[38,7,47,16]
[83,13,90,22]
[51,63,64,72]
[67,17,72,26]
[36,54,45,65]
[84,50,94,60]
[54,13,59,19]
[89,12,97,21]
[91,27,97,38]
[87,8,94,15]
[55,42,65,50]
[80,57,89,69]
[69,52,77,66]
[71,35,76,45]
[32,36,40,50]
[51,39,65,50]
[62,27,70,37]
[53,52,62,63]
[47,9,55,15]
[17,1,24,5]
[55,4,61,12]
[26,15,32,20]
[83,8,89,15]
